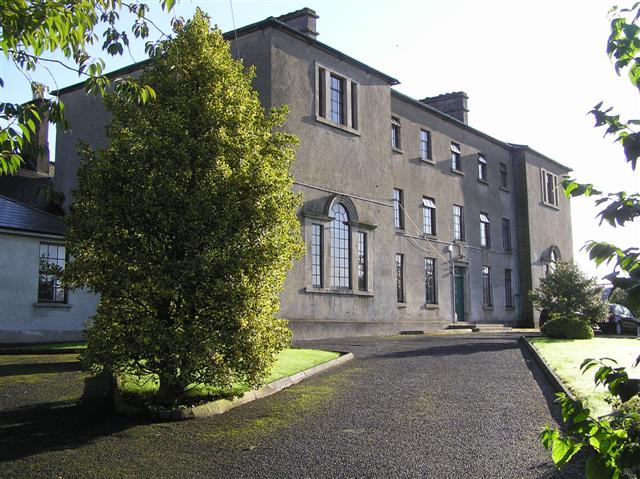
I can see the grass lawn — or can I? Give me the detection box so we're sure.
[529,337,640,416]
[119,348,341,405]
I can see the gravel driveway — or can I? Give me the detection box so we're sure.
[0,333,581,478]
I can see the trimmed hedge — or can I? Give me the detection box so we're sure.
[540,318,594,339]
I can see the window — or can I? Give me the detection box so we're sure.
[38,243,67,303]
[357,231,367,291]
[420,130,431,160]
[478,154,487,181]
[480,213,491,248]
[502,218,511,251]
[541,169,559,207]
[425,257,437,304]
[393,188,404,230]
[482,266,492,307]
[316,65,358,130]
[311,224,323,288]
[391,117,401,149]
[453,204,465,241]
[451,142,462,171]
[500,162,508,189]
[330,74,345,125]
[422,197,436,236]
[505,269,514,308]
[330,203,350,288]
[396,253,404,303]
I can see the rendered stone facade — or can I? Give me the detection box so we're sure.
[52,8,572,340]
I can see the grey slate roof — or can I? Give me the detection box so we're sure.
[0,195,66,236]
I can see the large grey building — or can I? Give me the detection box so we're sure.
[47,8,573,341]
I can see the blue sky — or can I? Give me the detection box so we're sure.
[2,0,638,279]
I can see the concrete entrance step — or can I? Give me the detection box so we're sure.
[446,323,474,331]
[471,323,513,333]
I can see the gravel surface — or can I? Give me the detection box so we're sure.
[0,334,583,478]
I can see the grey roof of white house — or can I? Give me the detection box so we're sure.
[0,195,66,236]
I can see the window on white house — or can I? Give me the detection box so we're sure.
[480,213,491,248]
[422,197,436,236]
[451,142,462,171]
[38,243,67,303]
[541,169,559,207]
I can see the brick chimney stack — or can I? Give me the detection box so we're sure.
[278,8,319,39]
[22,97,51,175]
[421,92,469,124]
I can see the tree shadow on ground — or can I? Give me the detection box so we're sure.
[368,340,520,360]
[0,373,140,462]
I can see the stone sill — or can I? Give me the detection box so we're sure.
[305,287,374,297]
[499,186,510,193]
[451,168,465,176]
[541,201,560,211]
[477,178,489,185]
[315,115,361,136]
[33,302,71,309]
[424,304,439,310]
[420,158,435,165]
[392,147,404,154]
[482,305,494,311]
[397,303,407,309]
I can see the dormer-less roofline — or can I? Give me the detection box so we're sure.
[54,14,399,96]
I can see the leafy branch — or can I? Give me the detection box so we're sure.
[0,0,177,174]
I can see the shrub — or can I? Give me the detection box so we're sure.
[529,261,607,326]
[541,318,594,339]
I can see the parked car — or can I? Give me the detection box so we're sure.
[599,303,640,336]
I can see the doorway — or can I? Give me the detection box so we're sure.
[454,266,466,322]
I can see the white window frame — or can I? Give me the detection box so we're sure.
[541,168,560,207]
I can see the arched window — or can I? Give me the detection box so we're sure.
[330,203,350,288]
[545,246,561,276]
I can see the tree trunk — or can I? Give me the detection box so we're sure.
[157,373,183,407]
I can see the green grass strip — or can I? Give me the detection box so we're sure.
[119,348,341,404]
[529,337,640,416]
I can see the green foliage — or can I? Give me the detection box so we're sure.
[64,10,304,405]
[541,318,595,339]
[610,287,640,317]
[540,358,640,477]
[562,3,640,312]
[0,0,176,174]
[529,261,608,325]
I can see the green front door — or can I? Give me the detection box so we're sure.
[454,267,465,322]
